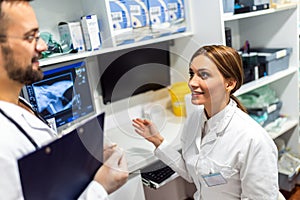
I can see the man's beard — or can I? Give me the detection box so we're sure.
[1,44,43,85]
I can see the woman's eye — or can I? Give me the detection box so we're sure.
[189,69,194,79]
[199,72,209,79]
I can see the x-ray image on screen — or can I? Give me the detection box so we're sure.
[22,60,95,131]
[33,74,76,115]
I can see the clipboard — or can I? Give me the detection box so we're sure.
[18,112,105,200]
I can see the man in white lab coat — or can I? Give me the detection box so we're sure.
[0,0,128,199]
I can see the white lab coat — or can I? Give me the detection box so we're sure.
[0,99,108,200]
[155,99,279,200]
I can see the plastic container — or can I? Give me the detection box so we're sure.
[251,48,292,75]
[278,152,300,192]
[240,52,258,83]
[168,82,190,116]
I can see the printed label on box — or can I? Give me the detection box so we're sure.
[81,15,101,51]
[128,0,150,28]
[109,0,132,31]
[167,0,186,33]
[148,0,169,27]
[58,22,85,52]
[168,0,185,22]
[109,0,134,45]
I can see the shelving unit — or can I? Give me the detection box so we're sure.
[32,0,193,67]
[266,118,298,140]
[235,67,298,96]
[223,3,297,21]
[39,31,193,67]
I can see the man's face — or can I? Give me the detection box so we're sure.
[0,1,47,85]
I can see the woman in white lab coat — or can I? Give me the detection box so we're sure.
[132,45,279,199]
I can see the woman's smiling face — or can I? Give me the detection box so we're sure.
[188,54,230,117]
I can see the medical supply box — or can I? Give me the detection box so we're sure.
[240,52,258,83]
[247,100,282,127]
[278,152,300,192]
[58,21,85,52]
[252,48,292,76]
[237,85,282,127]
[234,0,269,14]
[109,0,135,45]
[81,15,102,51]
[167,0,186,33]
[127,0,153,42]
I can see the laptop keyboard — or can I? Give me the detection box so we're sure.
[141,160,176,184]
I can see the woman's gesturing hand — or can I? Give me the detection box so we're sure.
[132,118,164,148]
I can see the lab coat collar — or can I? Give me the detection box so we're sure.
[201,99,237,146]
[0,99,57,138]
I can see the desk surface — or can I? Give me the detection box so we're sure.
[105,109,186,173]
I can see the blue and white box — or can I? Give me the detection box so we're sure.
[58,21,85,52]
[110,0,132,31]
[127,0,153,42]
[147,0,171,37]
[81,15,102,51]
[167,0,186,33]
[109,0,134,45]
[128,0,150,28]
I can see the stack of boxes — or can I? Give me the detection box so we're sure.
[240,47,292,83]
[58,22,86,52]
[109,0,135,45]
[58,15,101,52]
[57,0,187,52]
[167,0,186,33]
[108,0,187,45]
[128,0,153,42]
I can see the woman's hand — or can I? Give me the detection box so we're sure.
[132,118,164,148]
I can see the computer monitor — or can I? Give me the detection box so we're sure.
[98,41,171,104]
[22,59,95,132]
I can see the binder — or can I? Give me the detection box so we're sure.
[18,113,105,200]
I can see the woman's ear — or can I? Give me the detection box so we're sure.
[225,78,237,92]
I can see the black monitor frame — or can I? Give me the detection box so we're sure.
[98,41,171,104]
[22,59,96,132]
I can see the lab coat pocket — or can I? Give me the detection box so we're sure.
[197,157,238,181]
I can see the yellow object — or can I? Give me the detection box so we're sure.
[169,82,191,116]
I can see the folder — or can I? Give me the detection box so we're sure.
[18,112,105,200]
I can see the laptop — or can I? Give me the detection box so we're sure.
[18,112,104,200]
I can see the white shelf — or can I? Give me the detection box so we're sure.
[267,118,298,139]
[223,3,297,21]
[39,31,193,67]
[235,67,298,96]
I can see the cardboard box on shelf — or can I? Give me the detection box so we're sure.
[58,21,85,52]
[81,14,102,51]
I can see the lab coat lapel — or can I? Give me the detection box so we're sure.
[199,100,237,154]
[195,111,207,152]
[199,127,218,155]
